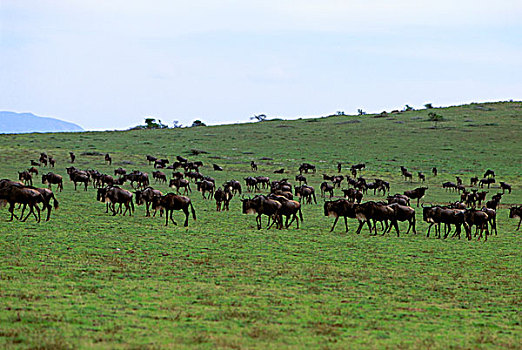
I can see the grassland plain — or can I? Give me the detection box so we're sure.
[0,102,521,349]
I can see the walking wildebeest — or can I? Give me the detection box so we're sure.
[146,155,157,165]
[484,169,495,178]
[251,161,258,171]
[499,181,512,194]
[0,184,44,222]
[196,180,215,199]
[114,167,127,176]
[324,199,357,233]
[135,187,163,217]
[509,206,522,230]
[295,174,307,185]
[28,167,39,176]
[299,163,316,174]
[224,180,242,195]
[152,171,167,184]
[418,172,425,182]
[214,187,233,211]
[403,187,428,207]
[69,152,76,163]
[151,193,196,227]
[42,173,64,192]
[169,178,191,195]
[320,182,334,198]
[105,153,112,165]
[294,185,317,204]
[470,176,479,187]
[241,195,282,230]
[479,178,495,188]
[268,194,303,229]
[48,157,55,168]
[18,171,33,186]
[97,186,135,216]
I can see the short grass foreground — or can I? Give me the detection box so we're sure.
[0,102,521,349]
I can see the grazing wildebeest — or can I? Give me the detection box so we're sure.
[464,209,489,241]
[135,187,163,217]
[324,199,357,232]
[354,201,394,235]
[294,185,317,204]
[342,188,363,204]
[169,178,192,195]
[402,171,413,182]
[97,186,135,216]
[152,171,167,184]
[114,167,127,176]
[332,175,344,188]
[123,171,149,189]
[176,155,188,163]
[499,181,512,194]
[42,173,64,192]
[432,167,438,176]
[0,184,43,222]
[224,180,242,195]
[146,155,158,165]
[295,174,307,185]
[273,168,284,174]
[418,172,425,182]
[30,160,40,166]
[184,171,203,182]
[387,194,410,206]
[154,159,169,169]
[18,171,33,186]
[244,177,258,192]
[479,178,495,188]
[268,194,303,229]
[470,176,479,187]
[250,161,258,171]
[196,180,215,199]
[403,187,428,207]
[99,174,114,187]
[299,163,316,174]
[28,167,39,176]
[509,206,522,230]
[69,170,89,191]
[442,181,457,191]
[483,169,495,178]
[255,176,270,189]
[241,195,282,230]
[456,176,463,186]
[385,203,416,236]
[151,193,196,227]
[69,152,76,163]
[320,182,334,198]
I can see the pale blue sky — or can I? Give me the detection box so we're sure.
[1,1,521,130]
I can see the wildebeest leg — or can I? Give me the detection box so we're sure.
[355,220,366,234]
[390,220,400,237]
[517,218,521,231]
[145,202,151,217]
[74,182,77,190]
[426,223,434,237]
[170,210,178,226]
[183,207,190,226]
[330,216,339,232]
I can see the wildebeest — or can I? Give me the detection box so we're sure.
[154,159,169,169]
[403,187,428,207]
[499,181,512,194]
[97,186,135,216]
[244,177,258,192]
[295,174,307,185]
[268,194,303,229]
[484,169,495,178]
[123,171,149,189]
[0,183,44,222]
[214,187,233,211]
[48,157,55,168]
[176,155,188,163]
[135,187,163,217]
[241,195,282,230]
[479,178,495,188]
[509,206,522,230]
[69,152,76,163]
[255,176,270,189]
[354,201,394,235]
[196,180,215,199]
[105,153,112,165]
[152,171,167,184]
[294,185,317,204]
[337,162,342,173]
[273,168,284,174]
[299,163,316,174]
[224,180,242,195]
[169,178,192,195]
[387,194,410,206]
[250,161,258,171]
[432,167,438,176]
[39,153,48,167]
[42,173,64,192]
[470,176,479,187]
[146,155,158,165]
[464,209,489,241]
[324,199,357,232]
[68,169,89,191]
[30,160,40,166]
[342,188,363,204]
[442,182,457,191]
[385,203,416,236]
[28,167,39,176]
[151,193,196,227]
[402,171,413,182]
[418,172,425,182]
[481,207,497,235]
[320,182,334,198]
[114,167,127,176]
[18,171,33,186]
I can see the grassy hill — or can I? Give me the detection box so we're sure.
[0,101,520,349]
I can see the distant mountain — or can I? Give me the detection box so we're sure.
[0,111,84,133]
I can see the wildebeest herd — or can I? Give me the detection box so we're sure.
[1,152,520,242]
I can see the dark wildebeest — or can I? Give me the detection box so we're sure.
[499,181,512,194]
[105,153,112,165]
[151,193,196,227]
[241,195,282,230]
[442,181,457,191]
[337,162,342,173]
[135,187,163,217]
[30,160,40,166]
[402,171,413,182]
[403,187,428,207]
[152,171,167,184]
[476,191,488,206]
[0,184,43,222]
[169,178,192,195]
[214,187,233,211]
[295,174,307,185]
[509,206,522,230]
[387,194,410,206]
[28,167,39,176]
[273,168,284,174]
[18,171,33,186]
[185,171,203,182]
[456,176,462,186]
[484,169,495,178]
[432,167,438,176]
[479,178,495,188]
[146,155,158,165]
[48,157,55,168]
[196,180,215,199]
[255,176,270,189]
[324,199,357,233]
[342,188,363,204]
[114,167,127,176]
[332,175,344,188]
[12,184,58,222]
[299,163,316,174]
[39,153,48,167]
[294,185,317,204]
[250,161,258,171]
[385,203,416,236]
[69,171,89,191]
[244,177,258,192]
[481,207,497,236]
[464,209,489,241]
[268,194,303,229]
[100,174,115,187]
[42,173,64,192]
[69,152,76,163]
[176,155,188,163]
[154,159,169,169]
[470,176,479,187]
[224,180,242,195]
[97,186,135,216]
[418,172,425,182]
[123,171,149,189]
[354,201,394,235]
[320,182,334,198]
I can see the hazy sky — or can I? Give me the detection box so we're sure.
[1,1,521,130]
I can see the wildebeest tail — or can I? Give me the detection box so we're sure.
[190,202,196,220]
[52,194,59,209]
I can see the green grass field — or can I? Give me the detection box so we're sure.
[0,102,521,349]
